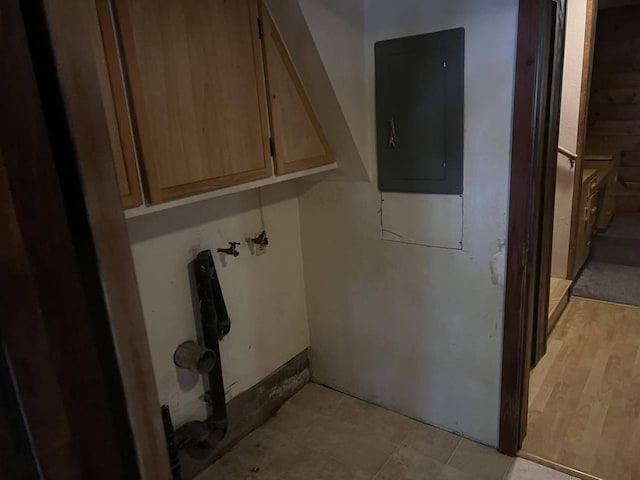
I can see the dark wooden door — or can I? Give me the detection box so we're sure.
[530,0,567,369]
[0,0,170,477]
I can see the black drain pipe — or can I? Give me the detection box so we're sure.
[195,249,230,441]
[161,405,181,480]
[166,250,232,462]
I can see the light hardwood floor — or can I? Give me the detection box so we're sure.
[523,298,640,480]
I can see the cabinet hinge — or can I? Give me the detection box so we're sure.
[257,18,264,39]
[269,137,275,156]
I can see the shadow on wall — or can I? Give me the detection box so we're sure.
[298,0,363,30]
[268,0,369,180]
[126,183,299,242]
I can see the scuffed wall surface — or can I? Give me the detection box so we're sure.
[127,183,310,426]
[298,0,518,446]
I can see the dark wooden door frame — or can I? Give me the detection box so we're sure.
[500,0,598,456]
[0,0,170,477]
[523,0,553,372]
[499,0,546,456]
[532,0,567,368]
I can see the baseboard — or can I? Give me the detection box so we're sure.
[547,279,571,335]
[180,348,310,479]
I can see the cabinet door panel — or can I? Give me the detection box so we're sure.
[260,2,333,175]
[94,0,142,208]
[113,0,271,202]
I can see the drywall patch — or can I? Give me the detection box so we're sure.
[380,192,463,249]
[490,241,506,287]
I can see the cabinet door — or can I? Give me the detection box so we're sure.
[260,2,333,175]
[94,0,142,208]
[111,0,272,203]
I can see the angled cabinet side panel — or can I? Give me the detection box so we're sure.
[260,2,333,175]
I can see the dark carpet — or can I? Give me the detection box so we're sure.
[600,216,640,240]
[573,261,640,307]
[573,216,640,306]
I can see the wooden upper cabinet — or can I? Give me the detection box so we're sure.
[95,0,333,208]
[94,0,142,208]
[109,0,272,203]
[260,3,333,175]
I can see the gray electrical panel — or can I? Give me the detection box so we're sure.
[375,28,464,194]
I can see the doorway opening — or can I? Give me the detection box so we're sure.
[502,1,640,479]
[569,1,640,308]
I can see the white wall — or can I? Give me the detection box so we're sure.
[298,0,518,446]
[551,0,588,278]
[297,0,369,165]
[267,0,370,181]
[127,183,309,426]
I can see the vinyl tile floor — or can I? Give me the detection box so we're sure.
[197,383,576,480]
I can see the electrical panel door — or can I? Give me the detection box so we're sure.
[375,28,464,194]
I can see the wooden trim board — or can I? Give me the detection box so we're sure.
[501,0,600,456]
[547,277,571,335]
[500,0,543,456]
[572,295,640,310]
[124,162,337,218]
[38,0,172,475]
[1,0,170,475]
[94,0,142,208]
[518,451,603,480]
